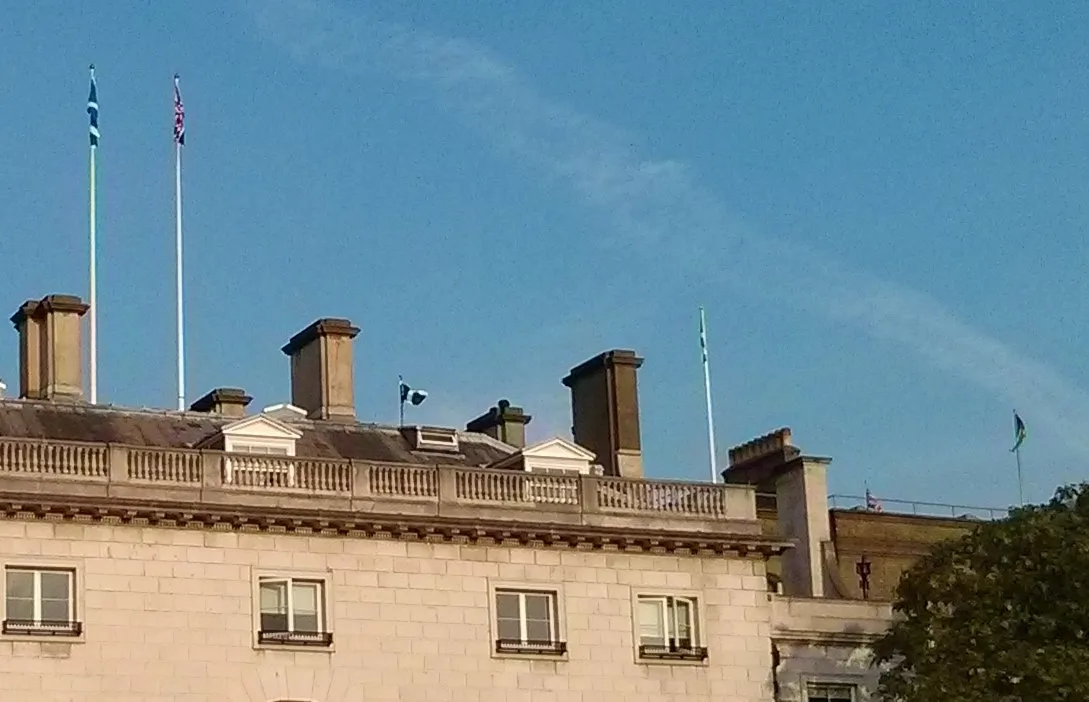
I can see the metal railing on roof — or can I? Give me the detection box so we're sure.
[828,494,1008,521]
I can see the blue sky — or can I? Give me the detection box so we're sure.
[2,1,1088,509]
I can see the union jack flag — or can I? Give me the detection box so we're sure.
[173,74,185,146]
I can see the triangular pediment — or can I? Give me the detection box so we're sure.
[221,413,304,440]
[520,437,597,462]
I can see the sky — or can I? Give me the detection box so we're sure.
[1,1,1088,510]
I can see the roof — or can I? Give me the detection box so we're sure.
[0,399,515,467]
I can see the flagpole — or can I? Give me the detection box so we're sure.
[700,307,718,482]
[89,122,98,405]
[1015,446,1024,506]
[88,64,98,405]
[174,132,185,412]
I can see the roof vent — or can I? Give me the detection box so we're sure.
[404,425,460,453]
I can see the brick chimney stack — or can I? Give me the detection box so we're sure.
[10,295,89,402]
[281,318,360,421]
[562,349,644,479]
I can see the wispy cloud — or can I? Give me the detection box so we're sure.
[248,0,1089,455]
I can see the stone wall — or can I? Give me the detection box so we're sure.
[770,597,893,702]
[0,518,777,702]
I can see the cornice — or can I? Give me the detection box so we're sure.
[0,492,794,558]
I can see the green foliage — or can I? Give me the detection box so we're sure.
[874,483,1089,701]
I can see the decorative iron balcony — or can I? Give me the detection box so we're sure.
[638,642,708,661]
[2,619,83,636]
[257,630,334,646]
[495,638,567,655]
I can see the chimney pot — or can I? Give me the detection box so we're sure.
[190,387,253,418]
[281,317,360,421]
[466,399,532,449]
[562,349,644,479]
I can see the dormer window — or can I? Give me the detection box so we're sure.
[211,412,304,488]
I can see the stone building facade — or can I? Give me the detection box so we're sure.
[0,293,789,702]
[0,292,999,702]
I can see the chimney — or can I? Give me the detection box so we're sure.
[281,318,360,421]
[466,399,533,448]
[562,349,644,479]
[189,387,253,418]
[725,428,833,598]
[10,295,89,402]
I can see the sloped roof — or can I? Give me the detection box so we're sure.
[0,399,514,467]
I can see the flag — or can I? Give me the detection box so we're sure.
[699,308,709,365]
[173,74,185,146]
[1011,412,1027,453]
[87,66,99,147]
[399,380,428,406]
[865,488,883,512]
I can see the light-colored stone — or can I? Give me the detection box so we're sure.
[0,521,777,702]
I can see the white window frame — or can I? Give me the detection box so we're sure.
[489,580,567,658]
[252,570,334,650]
[632,591,707,664]
[2,564,80,638]
[805,682,857,702]
[495,589,557,642]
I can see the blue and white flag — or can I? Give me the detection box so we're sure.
[87,66,99,147]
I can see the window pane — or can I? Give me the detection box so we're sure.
[497,617,522,641]
[674,598,693,643]
[260,611,289,632]
[5,570,34,599]
[292,582,319,614]
[638,599,666,644]
[39,571,70,600]
[41,598,69,622]
[808,684,855,702]
[259,581,287,613]
[495,592,520,620]
[525,619,552,642]
[523,593,552,621]
[6,597,33,621]
[294,613,320,633]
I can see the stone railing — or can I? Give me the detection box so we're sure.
[0,437,758,527]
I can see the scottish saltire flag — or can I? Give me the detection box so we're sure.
[399,379,428,406]
[87,66,99,147]
[173,74,185,146]
[1011,412,1027,452]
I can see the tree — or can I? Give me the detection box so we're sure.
[874,483,1089,701]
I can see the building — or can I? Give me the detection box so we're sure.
[0,293,794,702]
[721,428,1002,701]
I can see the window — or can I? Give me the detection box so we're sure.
[807,683,855,702]
[257,577,331,646]
[494,589,565,655]
[636,595,706,661]
[3,567,80,636]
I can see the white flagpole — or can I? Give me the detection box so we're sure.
[175,138,185,411]
[88,65,98,404]
[174,74,185,412]
[700,306,718,482]
[89,130,98,404]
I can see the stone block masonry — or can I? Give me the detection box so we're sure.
[0,519,777,702]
